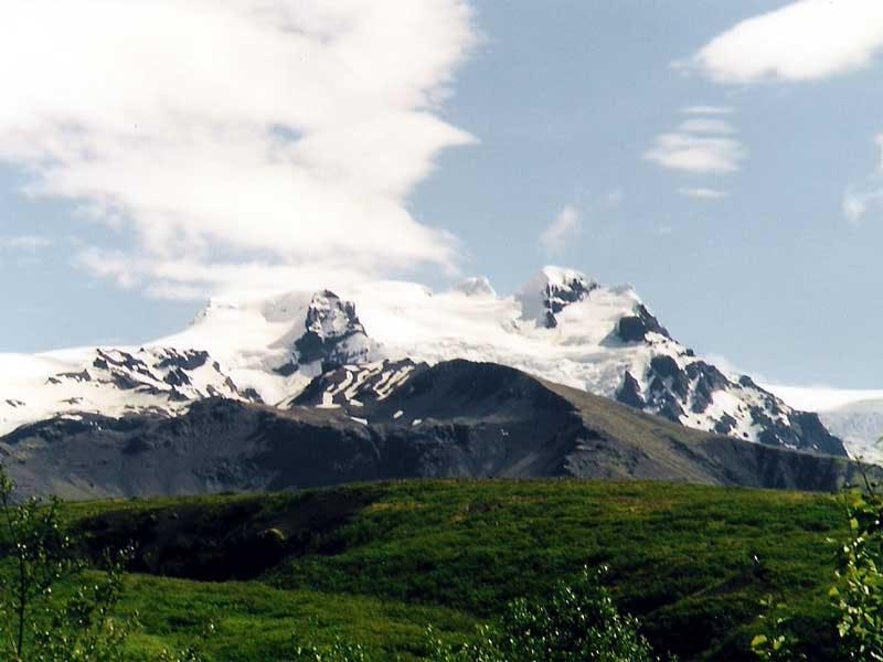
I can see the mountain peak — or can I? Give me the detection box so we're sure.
[538,265,594,287]
[518,266,598,328]
[452,276,496,297]
[302,290,365,340]
[0,273,849,465]
[293,290,379,371]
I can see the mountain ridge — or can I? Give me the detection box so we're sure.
[0,266,849,479]
[1,359,870,499]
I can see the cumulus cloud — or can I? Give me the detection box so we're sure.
[0,0,476,298]
[677,187,729,200]
[539,205,581,256]
[690,0,883,84]
[843,135,883,224]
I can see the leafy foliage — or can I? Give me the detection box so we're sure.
[294,634,374,662]
[750,596,805,662]
[427,566,665,662]
[752,461,883,662]
[828,485,883,661]
[0,464,128,661]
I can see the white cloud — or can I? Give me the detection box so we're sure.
[845,135,883,222]
[73,246,385,300]
[690,0,883,84]
[677,118,734,135]
[843,188,871,223]
[677,187,729,200]
[644,133,746,174]
[645,104,747,176]
[0,235,52,251]
[604,189,624,209]
[843,136,883,224]
[681,106,733,115]
[645,107,745,178]
[0,0,476,297]
[539,205,581,256]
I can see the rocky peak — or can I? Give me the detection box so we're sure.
[519,266,598,329]
[303,290,365,340]
[293,290,378,370]
[614,351,847,457]
[616,304,671,343]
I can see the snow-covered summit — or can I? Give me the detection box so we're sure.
[292,290,380,370]
[765,385,883,464]
[0,268,846,457]
[452,276,496,298]
[517,266,599,328]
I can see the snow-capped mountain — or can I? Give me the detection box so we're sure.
[764,385,883,465]
[0,266,845,457]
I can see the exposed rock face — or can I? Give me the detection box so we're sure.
[0,361,868,500]
[76,347,253,404]
[0,268,849,470]
[287,358,420,411]
[517,267,598,329]
[615,354,847,457]
[542,278,596,328]
[616,372,645,409]
[616,304,671,342]
[293,290,379,371]
[540,273,598,328]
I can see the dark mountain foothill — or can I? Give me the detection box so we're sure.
[0,360,871,499]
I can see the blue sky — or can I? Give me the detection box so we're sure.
[2,0,883,387]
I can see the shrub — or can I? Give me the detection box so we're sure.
[428,566,665,662]
[0,464,127,661]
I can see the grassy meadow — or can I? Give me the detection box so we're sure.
[57,480,852,660]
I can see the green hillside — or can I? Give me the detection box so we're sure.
[63,480,851,660]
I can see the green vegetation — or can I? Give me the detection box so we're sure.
[751,472,883,662]
[829,486,883,661]
[52,479,851,660]
[0,466,127,661]
[426,566,666,661]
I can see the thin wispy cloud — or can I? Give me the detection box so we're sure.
[644,106,744,199]
[539,205,581,256]
[0,235,52,252]
[0,0,477,299]
[689,0,883,84]
[644,117,746,175]
[604,189,624,209]
[677,118,735,135]
[677,187,729,200]
[843,135,883,224]
[688,2,883,226]
[681,106,733,115]
[644,134,743,174]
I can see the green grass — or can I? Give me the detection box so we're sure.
[116,575,474,661]
[64,480,853,660]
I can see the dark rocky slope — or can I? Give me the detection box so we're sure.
[0,360,867,498]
